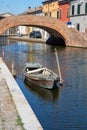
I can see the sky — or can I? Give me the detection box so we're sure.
[0,0,43,15]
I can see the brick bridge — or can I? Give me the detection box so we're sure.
[0,15,86,47]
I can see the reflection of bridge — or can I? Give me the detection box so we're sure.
[0,15,86,47]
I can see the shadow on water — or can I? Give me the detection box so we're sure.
[24,81,61,103]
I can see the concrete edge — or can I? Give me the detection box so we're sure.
[0,57,43,130]
[8,36,46,43]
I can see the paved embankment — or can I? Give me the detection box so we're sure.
[0,57,43,130]
[8,35,46,43]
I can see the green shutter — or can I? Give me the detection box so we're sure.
[77,4,80,15]
[85,3,87,14]
[72,5,74,15]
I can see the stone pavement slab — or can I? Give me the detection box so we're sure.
[0,65,23,130]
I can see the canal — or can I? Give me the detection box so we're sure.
[0,37,87,130]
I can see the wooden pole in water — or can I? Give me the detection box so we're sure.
[2,48,4,60]
[55,48,63,86]
[11,61,16,78]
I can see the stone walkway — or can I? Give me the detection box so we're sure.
[0,68,23,130]
[0,57,43,130]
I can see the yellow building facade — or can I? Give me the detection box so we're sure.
[42,0,59,18]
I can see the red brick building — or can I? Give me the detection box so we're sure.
[58,0,70,23]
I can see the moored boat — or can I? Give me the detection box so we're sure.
[24,62,60,90]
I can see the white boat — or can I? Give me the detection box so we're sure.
[24,62,60,90]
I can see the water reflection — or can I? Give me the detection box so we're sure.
[24,81,61,103]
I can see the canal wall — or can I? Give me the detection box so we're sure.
[8,35,46,43]
[0,57,43,130]
[8,35,87,48]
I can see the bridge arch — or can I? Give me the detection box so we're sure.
[0,15,86,47]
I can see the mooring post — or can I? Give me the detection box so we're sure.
[55,48,63,86]
[2,48,5,59]
[11,61,16,78]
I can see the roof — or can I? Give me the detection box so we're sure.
[58,0,70,4]
[0,12,15,17]
[42,0,58,4]
[27,6,43,14]
[19,6,43,15]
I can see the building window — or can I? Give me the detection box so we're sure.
[57,11,59,18]
[72,5,75,15]
[57,10,60,18]
[85,3,87,13]
[77,4,80,15]
[57,9,61,19]
[45,13,48,16]
[77,23,80,31]
[49,12,51,17]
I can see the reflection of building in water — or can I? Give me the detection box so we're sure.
[28,43,46,62]
[28,44,33,62]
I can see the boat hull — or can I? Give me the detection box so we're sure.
[24,75,59,90]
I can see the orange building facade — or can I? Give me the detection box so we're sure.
[42,0,59,18]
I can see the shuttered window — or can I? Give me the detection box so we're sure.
[72,5,74,15]
[85,3,87,14]
[57,10,60,18]
[77,4,80,15]
[57,9,61,19]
